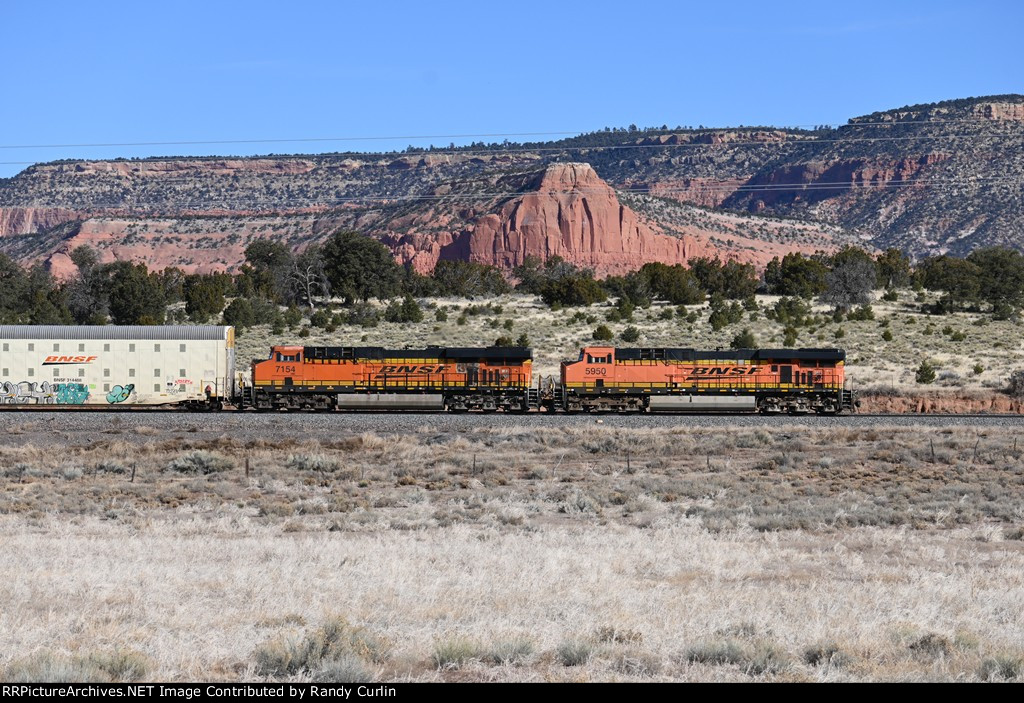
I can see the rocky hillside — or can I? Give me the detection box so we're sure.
[0,95,1020,274]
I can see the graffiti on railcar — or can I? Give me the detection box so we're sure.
[0,381,90,405]
[106,384,135,404]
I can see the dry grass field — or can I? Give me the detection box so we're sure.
[1,419,1023,682]
[233,292,1024,394]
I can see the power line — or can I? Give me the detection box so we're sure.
[0,131,1019,173]
[0,115,1020,151]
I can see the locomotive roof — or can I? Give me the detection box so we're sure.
[303,346,532,361]
[0,325,232,341]
[613,348,846,362]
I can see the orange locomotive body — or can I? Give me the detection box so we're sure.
[247,345,533,411]
[559,346,852,413]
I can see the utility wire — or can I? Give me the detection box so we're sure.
[0,115,1020,151]
[0,131,1019,171]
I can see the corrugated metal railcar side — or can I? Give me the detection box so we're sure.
[0,325,235,407]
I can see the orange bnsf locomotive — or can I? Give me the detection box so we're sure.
[243,342,854,414]
[557,346,853,414]
[244,345,533,411]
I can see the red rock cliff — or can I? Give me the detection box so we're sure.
[384,163,705,276]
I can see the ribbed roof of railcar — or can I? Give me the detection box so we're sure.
[0,325,232,341]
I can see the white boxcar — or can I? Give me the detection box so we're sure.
[0,325,235,407]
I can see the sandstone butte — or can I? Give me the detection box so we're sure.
[382,163,727,276]
[2,162,839,279]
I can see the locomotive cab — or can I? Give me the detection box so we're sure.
[564,346,616,388]
[253,345,305,387]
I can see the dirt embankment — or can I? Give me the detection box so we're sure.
[858,391,1024,414]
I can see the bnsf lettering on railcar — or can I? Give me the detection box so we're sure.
[42,355,99,365]
[685,366,759,377]
[374,364,448,375]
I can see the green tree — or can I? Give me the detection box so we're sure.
[384,295,424,323]
[620,326,640,342]
[541,275,607,308]
[965,247,1024,313]
[770,253,829,298]
[719,260,759,299]
[183,275,227,322]
[321,230,402,303]
[915,256,982,311]
[730,328,757,349]
[222,298,255,328]
[592,324,614,341]
[915,360,936,385]
[876,248,912,289]
[636,263,704,305]
[237,239,294,302]
[432,260,510,297]
[96,262,166,325]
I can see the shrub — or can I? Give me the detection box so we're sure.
[972,364,984,375]
[731,328,756,349]
[166,451,234,474]
[345,302,379,328]
[315,654,375,683]
[283,305,303,328]
[484,638,534,666]
[620,326,640,343]
[916,360,937,385]
[802,642,852,668]
[515,333,530,347]
[435,308,448,322]
[287,454,342,473]
[881,328,893,342]
[556,639,593,666]
[384,295,423,323]
[770,297,811,327]
[782,326,798,347]
[744,643,790,676]
[908,633,952,658]
[882,289,899,302]
[846,305,875,321]
[978,654,1022,681]
[685,639,745,666]
[93,460,127,475]
[431,638,483,669]
[4,649,150,683]
[309,310,331,328]
[595,625,643,644]
[254,617,389,676]
[593,324,614,341]
[1008,370,1024,398]
[611,649,662,677]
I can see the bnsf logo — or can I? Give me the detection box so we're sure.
[42,355,98,365]
[686,366,758,377]
[374,364,447,375]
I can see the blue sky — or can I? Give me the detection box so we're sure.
[2,1,1021,178]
